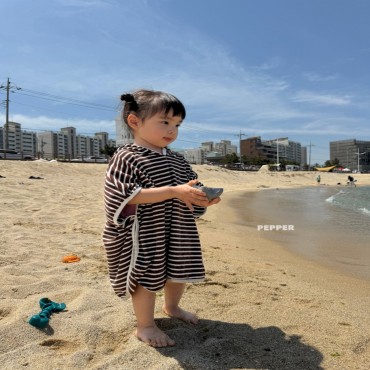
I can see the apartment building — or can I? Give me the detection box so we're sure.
[1,121,116,160]
[240,136,303,164]
[214,140,238,156]
[38,128,111,160]
[240,136,275,162]
[22,130,37,155]
[1,121,37,155]
[330,139,370,172]
[301,146,308,167]
[182,148,205,164]
[264,137,302,164]
[115,115,134,147]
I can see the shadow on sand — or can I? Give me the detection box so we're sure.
[156,318,323,370]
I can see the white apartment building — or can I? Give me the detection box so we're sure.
[37,131,56,158]
[202,140,238,157]
[3,121,21,151]
[182,148,205,164]
[95,132,109,151]
[22,131,37,155]
[1,121,114,160]
[60,127,77,159]
[1,122,37,155]
[214,140,237,156]
[115,115,134,147]
[264,137,302,164]
[201,142,214,153]
[37,128,113,160]
[75,135,100,158]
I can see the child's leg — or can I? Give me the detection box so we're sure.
[132,284,175,347]
[162,281,198,325]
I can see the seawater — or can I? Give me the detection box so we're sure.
[233,186,370,281]
[326,186,370,217]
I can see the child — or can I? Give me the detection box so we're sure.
[103,89,221,347]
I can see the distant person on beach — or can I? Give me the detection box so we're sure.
[103,89,221,347]
[348,175,356,187]
[316,174,321,184]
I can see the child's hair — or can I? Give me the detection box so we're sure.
[120,89,186,125]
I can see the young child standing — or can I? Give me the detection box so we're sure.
[103,89,221,347]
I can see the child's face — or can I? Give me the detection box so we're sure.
[130,110,183,152]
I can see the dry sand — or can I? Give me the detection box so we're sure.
[1,161,370,369]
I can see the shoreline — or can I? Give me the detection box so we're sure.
[227,187,370,283]
[203,190,370,294]
[1,162,370,369]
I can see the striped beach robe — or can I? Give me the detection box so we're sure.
[103,144,206,299]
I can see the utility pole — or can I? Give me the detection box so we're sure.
[41,138,46,159]
[356,147,366,173]
[1,78,20,150]
[0,78,11,149]
[236,130,246,166]
[5,78,10,150]
[308,141,315,171]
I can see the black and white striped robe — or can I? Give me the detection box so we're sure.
[103,144,206,299]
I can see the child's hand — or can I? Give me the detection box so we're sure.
[174,180,208,211]
[205,197,221,207]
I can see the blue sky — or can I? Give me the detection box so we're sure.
[1,0,370,164]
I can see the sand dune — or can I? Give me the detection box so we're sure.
[1,161,370,369]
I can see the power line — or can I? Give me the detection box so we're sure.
[20,87,116,109]
[11,100,95,116]
[1,78,118,116]
[0,78,19,149]
[16,91,116,112]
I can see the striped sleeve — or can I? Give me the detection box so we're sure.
[104,151,142,226]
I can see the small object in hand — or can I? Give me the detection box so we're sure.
[62,255,81,263]
[192,185,223,201]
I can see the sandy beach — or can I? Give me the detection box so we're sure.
[1,160,370,369]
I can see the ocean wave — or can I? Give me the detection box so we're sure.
[325,195,335,203]
[325,190,345,204]
[360,207,370,216]
[325,189,370,218]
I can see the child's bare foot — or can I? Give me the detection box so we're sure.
[136,325,175,347]
[162,305,199,325]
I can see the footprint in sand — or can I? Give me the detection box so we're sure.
[0,307,12,320]
[39,339,77,354]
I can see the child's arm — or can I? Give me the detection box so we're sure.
[128,179,210,211]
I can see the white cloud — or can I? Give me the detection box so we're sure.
[303,72,338,82]
[292,91,351,106]
[253,57,284,71]
[55,0,112,8]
